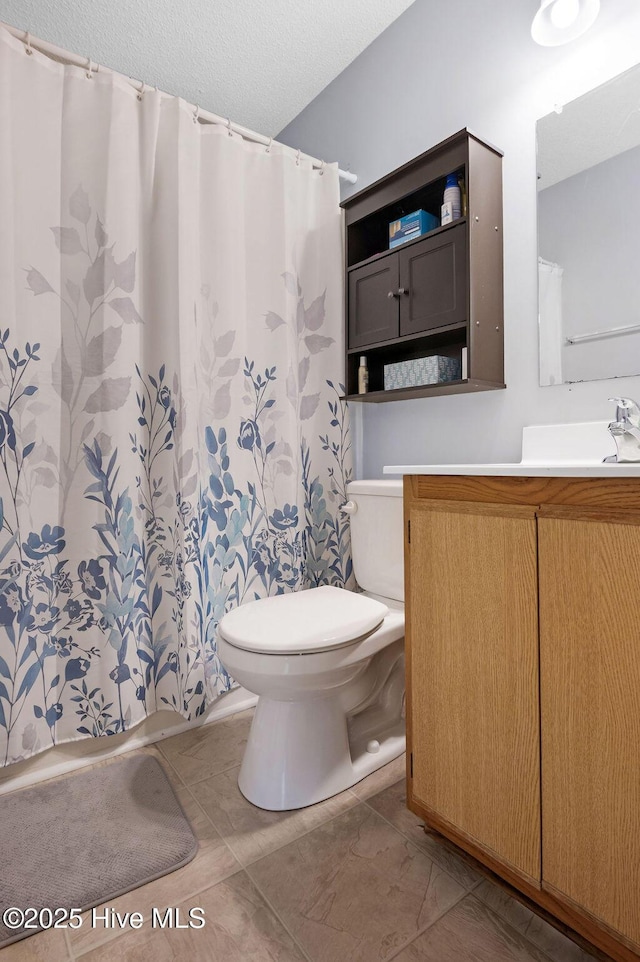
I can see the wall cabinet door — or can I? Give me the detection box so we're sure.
[408,500,541,883]
[347,223,469,351]
[348,257,399,349]
[399,223,467,335]
[539,513,640,948]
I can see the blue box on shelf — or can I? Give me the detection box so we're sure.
[383,355,462,391]
[389,209,439,249]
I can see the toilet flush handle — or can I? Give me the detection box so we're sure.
[341,500,357,515]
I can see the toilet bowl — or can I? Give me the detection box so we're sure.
[218,480,405,811]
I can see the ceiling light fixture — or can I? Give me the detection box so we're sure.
[531,0,600,45]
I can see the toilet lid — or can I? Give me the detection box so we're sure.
[219,585,388,654]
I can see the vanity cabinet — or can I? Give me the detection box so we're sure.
[405,476,640,962]
[408,499,540,880]
[342,129,504,401]
[539,511,640,948]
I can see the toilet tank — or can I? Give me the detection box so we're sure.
[346,480,404,602]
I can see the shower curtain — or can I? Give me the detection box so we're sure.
[0,28,352,766]
[538,257,564,386]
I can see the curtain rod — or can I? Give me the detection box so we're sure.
[1,22,358,186]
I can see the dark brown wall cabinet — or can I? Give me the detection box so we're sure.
[342,129,505,402]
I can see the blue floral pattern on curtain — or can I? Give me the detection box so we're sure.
[0,28,352,765]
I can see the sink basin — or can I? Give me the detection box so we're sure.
[383,420,640,477]
[520,420,615,465]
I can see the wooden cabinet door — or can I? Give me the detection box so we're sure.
[539,512,640,948]
[399,223,467,335]
[408,500,541,883]
[348,256,399,349]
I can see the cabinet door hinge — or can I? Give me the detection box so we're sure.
[410,752,413,778]
[407,519,411,544]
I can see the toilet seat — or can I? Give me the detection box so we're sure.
[219,585,388,654]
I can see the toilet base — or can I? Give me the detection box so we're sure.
[237,647,406,811]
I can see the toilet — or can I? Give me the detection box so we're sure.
[218,479,405,811]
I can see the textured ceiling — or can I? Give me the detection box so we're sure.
[538,60,640,189]
[0,0,416,136]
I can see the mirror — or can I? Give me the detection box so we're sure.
[537,63,640,385]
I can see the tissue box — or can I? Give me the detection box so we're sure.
[389,210,439,249]
[384,355,462,390]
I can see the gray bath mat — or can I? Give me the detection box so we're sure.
[0,754,198,947]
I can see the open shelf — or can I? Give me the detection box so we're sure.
[347,218,467,273]
[346,325,467,398]
[342,379,505,403]
[346,167,465,267]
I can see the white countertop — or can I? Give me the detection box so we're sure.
[382,420,640,478]
[383,462,640,477]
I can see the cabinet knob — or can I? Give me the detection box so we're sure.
[398,287,409,296]
[387,291,397,299]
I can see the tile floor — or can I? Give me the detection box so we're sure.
[0,709,607,962]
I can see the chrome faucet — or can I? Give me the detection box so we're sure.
[605,397,640,462]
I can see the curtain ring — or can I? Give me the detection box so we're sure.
[86,57,94,80]
[137,81,145,102]
[266,137,273,154]
[296,148,301,167]
[193,104,200,124]
[24,31,33,56]
[227,117,233,137]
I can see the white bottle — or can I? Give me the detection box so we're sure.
[443,173,461,223]
[358,356,369,394]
